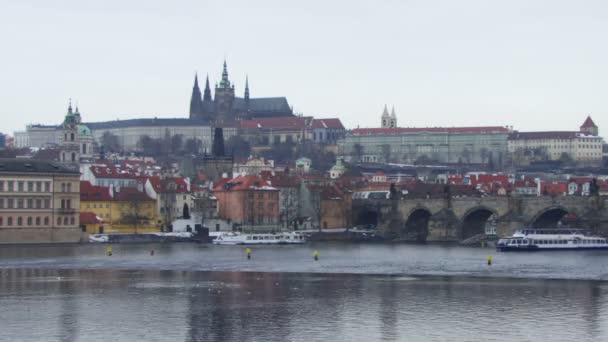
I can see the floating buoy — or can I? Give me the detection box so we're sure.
[106,247,112,256]
[150,250,155,256]
[246,247,251,260]
[487,255,492,266]
[313,250,319,261]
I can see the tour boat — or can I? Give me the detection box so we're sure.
[497,228,608,251]
[212,232,307,245]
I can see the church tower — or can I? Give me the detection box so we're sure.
[189,74,203,119]
[380,105,390,128]
[60,100,81,169]
[214,60,236,124]
[580,116,598,136]
[390,106,397,128]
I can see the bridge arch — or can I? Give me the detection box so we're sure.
[355,209,380,228]
[460,206,499,240]
[530,206,569,228]
[402,207,432,242]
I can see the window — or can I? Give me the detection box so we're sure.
[61,199,65,209]
[7,198,14,209]
[44,199,50,209]
[0,198,3,208]
[63,217,68,225]
[57,217,61,225]
[17,217,22,226]
[18,181,24,192]
[27,199,33,209]
[36,182,42,192]
[106,204,110,208]
[35,217,40,225]
[27,217,32,226]
[67,183,72,192]
[8,181,14,191]
[36,199,42,209]
[70,217,75,225]
[66,199,71,209]
[0,181,4,191]
[61,183,66,192]
[27,182,34,192]
[7,217,13,225]
[44,217,49,225]
[45,182,51,192]
[17,199,23,209]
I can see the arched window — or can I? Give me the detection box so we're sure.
[57,217,61,225]
[67,183,72,192]
[7,217,13,226]
[35,217,41,226]
[17,217,23,226]
[70,133,74,141]
[0,217,3,226]
[71,153,76,162]
[63,217,68,225]
[70,217,75,225]
[82,143,87,154]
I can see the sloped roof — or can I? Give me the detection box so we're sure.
[147,176,190,193]
[352,126,510,135]
[86,118,210,130]
[80,181,113,201]
[509,131,580,140]
[581,116,597,128]
[312,118,345,129]
[80,212,104,225]
[240,116,309,130]
[0,158,79,174]
[113,187,155,201]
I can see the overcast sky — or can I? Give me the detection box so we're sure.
[1,0,607,136]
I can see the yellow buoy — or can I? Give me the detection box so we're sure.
[106,246,113,256]
[487,255,492,266]
[313,250,319,261]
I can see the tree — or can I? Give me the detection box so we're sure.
[184,138,202,155]
[121,192,147,234]
[101,131,121,152]
[380,144,391,163]
[225,135,251,160]
[265,141,295,163]
[137,135,161,156]
[171,134,183,155]
[559,152,574,165]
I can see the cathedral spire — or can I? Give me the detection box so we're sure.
[203,74,212,101]
[68,99,73,115]
[219,60,231,88]
[189,73,203,118]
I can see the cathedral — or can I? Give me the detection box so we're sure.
[189,61,294,124]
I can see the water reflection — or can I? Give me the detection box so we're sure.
[0,269,607,341]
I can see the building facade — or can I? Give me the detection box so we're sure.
[0,159,81,244]
[508,117,603,165]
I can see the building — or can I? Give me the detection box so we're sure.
[508,116,604,165]
[311,118,346,145]
[0,159,81,244]
[60,102,95,168]
[189,61,294,124]
[338,109,510,164]
[240,116,313,147]
[80,181,158,233]
[233,157,275,176]
[145,176,192,227]
[213,175,279,231]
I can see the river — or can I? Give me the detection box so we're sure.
[1,243,607,341]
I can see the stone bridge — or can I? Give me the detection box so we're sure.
[353,195,608,242]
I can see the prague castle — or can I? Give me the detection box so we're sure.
[189,61,293,124]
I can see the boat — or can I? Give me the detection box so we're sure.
[88,232,194,243]
[212,232,307,245]
[497,228,608,251]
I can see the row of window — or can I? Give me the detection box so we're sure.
[0,198,51,209]
[0,216,75,227]
[508,239,607,245]
[0,180,51,193]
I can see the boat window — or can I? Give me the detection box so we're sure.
[523,240,528,244]
[253,236,258,240]
[246,236,251,240]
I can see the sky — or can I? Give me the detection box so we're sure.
[1,0,607,136]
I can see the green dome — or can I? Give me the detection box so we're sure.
[78,124,92,136]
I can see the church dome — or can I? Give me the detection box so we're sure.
[78,124,92,136]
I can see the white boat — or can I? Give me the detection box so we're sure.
[212,232,307,245]
[497,228,608,251]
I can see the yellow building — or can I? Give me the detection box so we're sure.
[80,181,159,234]
[0,159,82,244]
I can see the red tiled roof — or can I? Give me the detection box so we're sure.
[80,212,103,225]
[581,116,597,128]
[352,126,510,135]
[80,181,113,201]
[89,165,142,179]
[213,175,277,192]
[147,176,190,193]
[113,187,154,201]
[312,118,345,129]
[509,131,580,140]
[240,117,308,130]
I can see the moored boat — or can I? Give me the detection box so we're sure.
[212,232,307,245]
[497,228,608,251]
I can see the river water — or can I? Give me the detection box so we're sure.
[1,243,608,341]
